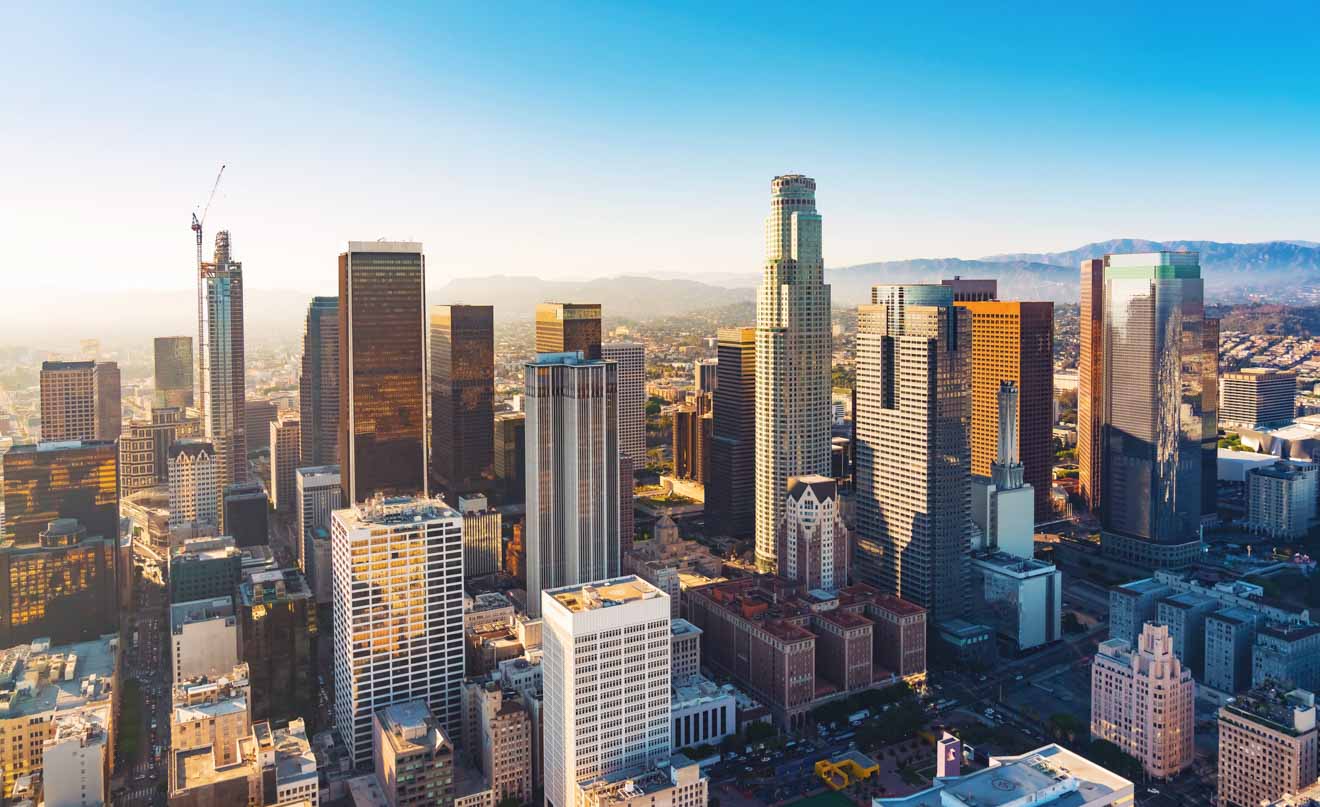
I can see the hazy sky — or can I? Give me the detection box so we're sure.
[4,3,1318,294]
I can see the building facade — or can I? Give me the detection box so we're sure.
[39,360,120,442]
[776,475,848,592]
[296,465,342,603]
[223,481,268,547]
[1221,368,1297,429]
[1078,258,1105,512]
[168,439,220,533]
[169,597,239,684]
[430,304,495,503]
[535,303,602,360]
[2,440,118,545]
[237,568,316,725]
[1247,461,1318,539]
[154,335,195,409]
[198,230,248,491]
[1218,686,1317,807]
[270,412,302,513]
[299,296,340,468]
[673,392,712,483]
[707,326,755,539]
[603,343,646,468]
[754,175,832,572]
[0,518,117,647]
[493,412,526,506]
[373,700,456,807]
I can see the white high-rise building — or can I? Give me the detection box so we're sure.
[754,174,832,572]
[602,342,646,468]
[855,284,972,623]
[971,381,1035,559]
[330,496,464,766]
[542,576,672,807]
[777,475,849,592]
[168,438,220,533]
[197,230,248,494]
[525,352,620,617]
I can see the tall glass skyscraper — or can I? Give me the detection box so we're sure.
[707,327,755,539]
[754,175,832,572]
[198,231,248,493]
[153,336,194,409]
[429,304,495,504]
[299,297,339,468]
[1097,252,1217,568]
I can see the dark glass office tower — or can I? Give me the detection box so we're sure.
[430,305,495,503]
[237,568,316,724]
[493,411,526,505]
[223,482,269,547]
[2,441,119,545]
[154,336,194,408]
[535,302,601,359]
[0,518,117,646]
[707,327,755,538]
[299,297,340,467]
[1098,251,1217,568]
[338,242,427,504]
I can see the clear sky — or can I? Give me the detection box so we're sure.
[3,2,1318,293]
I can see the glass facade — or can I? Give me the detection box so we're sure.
[198,231,248,491]
[0,519,116,646]
[338,245,427,504]
[153,336,194,408]
[2,441,119,545]
[708,327,755,538]
[429,304,495,503]
[535,303,601,359]
[299,297,340,467]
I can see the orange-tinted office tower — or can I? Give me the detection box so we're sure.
[429,304,495,503]
[1078,258,1104,513]
[338,242,428,505]
[2,440,119,545]
[956,300,1055,522]
[534,302,601,359]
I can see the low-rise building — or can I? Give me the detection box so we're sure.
[44,706,111,807]
[576,755,708,807]
[968,551,1061,651]
[1219,685,1318,807]
[170,597,239,684]
[373,701,455,807]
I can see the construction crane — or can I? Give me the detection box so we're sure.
[191,164,226,271]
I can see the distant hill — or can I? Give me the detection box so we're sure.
[432,274,753,320]
[825,259,1076,305]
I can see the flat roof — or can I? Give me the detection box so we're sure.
[0,637,117,719]
[877,744,1131,807]
[671,618,703,637]
[548,576,663,613]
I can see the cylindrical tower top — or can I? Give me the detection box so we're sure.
[771,174,816,197]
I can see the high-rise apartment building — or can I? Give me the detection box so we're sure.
[754,175,831,572]
[524,352,620,617]
[1221,368,1297,429]
[1091,622,1195,779]
[1089,252,1217,568]
[338,241,428,505]
[168,439,220,534]
[331,497,464,766]
[2,440,118,545]
[270,412,301,513]
[38,360,120,442]
[154,335,194,408]
[0,518,117,646]
[119,417,158,497]
[535,303,602,360]
[198,230,248,490]
[953,299,1053,522]
[237,568,316,724]
[542,576,672,807]
[854,284,972,623]
[777,475,849,592]
[707,327,755,538]
[1247,461,1319,539]
[296,465,341,603]
[1219,685,1317,807]
[493,412,526,505]
[299,296,340,468]
[602,343,646,468]
[430,304,495,503]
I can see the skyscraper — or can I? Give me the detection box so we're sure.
[92,362,120,441]
[542,576,672,807]
[38,361,119,442]
[198,230,248,490]
[673,393,711,483]
[270,412,301,513]
[338,241,427,505]
[0,517,117,647]
[707,327,755,538]
[602,343,646,468]
[237,568,316,724]
[154,336,194,409]
[1220,368,1297,429]
[1078,258,1104,513]
[777,475,849,592]
[223,482,268,548]
[119,418,158,498]
[855,284,972,623]
[298,297,339,467]
[2,440,118,545]
[535,303,601,359]
[168,439,220,533]
[295,465,341,604]
[331,496,464,766]
[954,299,1054,522]
[1093,252,1217,568]
[493,411,526,506]
[524,352,619,617]
[429,304,495,503]
[754,175,831,572]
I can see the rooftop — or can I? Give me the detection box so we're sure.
[528,350,608,368]
[340,496,459,528]
[174,745,252,793]
[170,597,236,631]
[0,636,117,718]
[376,700,451,756]
[1224,685,1316,735]
[547,576,665,613]
[238,567,312,606]
[1251,461,1318,481]
[578,755,701,799]
[971,551,1058,576]
[671,618,702,638]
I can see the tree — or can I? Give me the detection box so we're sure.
[745,721,776,743]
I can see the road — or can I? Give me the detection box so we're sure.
[113,563,171,807]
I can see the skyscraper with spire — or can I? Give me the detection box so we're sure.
[198,230,247,497]
[754,175,831,572]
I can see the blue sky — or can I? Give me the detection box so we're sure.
[3,2,1317,293]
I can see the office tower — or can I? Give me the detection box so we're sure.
[1247,461,1319,539]
[154,335,194,408]
[578,758,708,807]
[168,438,220,533]
[331,497,464,766]
[941,276,997,302]
[459,494,502,578]
[430,304,495,503]
[542,577,672,807]
[298,297,340,467]
[241,398,276,453]
[198,230,248,490]
[708,327,755,538]
[0,518,116,646]
[524,352,619,618]
[754,174,831,572]
[1221,368,1298,428]
[237,568,316,724]
[619,456,635,558]
[694,358,718,394]
[1078,258,1104,512]
[535,302,602,359]
[1091,623,1195,779]
[223,482,268,547]
[777,475,848,592]
[954,299,1053,522]
[602,342,646,467]
[1093,252,1217,568]
[169,536,242,603]
[38,360,118,441]
[338,241,428,505]
[2,440,118,545]
[296,465,341,603]
[373,701,456,806]
[465,681,533,804]
[119,417,158,497]
[673,392,712,482]
[169,597,239,683]
[150,406,202,484]
[493,412,526,505]
[270,412,301,513]
[92,361,120,441]
[971,381,1035,558]
[854,284,972,623]
[1219,686,1318,807]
